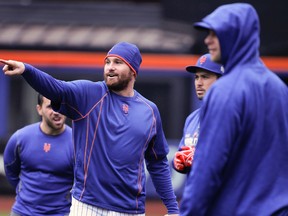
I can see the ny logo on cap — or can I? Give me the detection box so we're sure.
[199,55,207,65]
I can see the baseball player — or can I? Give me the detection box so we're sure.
[0,42,179,216]
[4,94,74,216]
[172,53,223,174]
[180,3,288,215]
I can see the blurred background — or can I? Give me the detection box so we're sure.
[0,0,288,214]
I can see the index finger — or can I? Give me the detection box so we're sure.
[0,59,9,65]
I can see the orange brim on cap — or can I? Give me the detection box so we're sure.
[105,54,137,76]
[105,42,142,75]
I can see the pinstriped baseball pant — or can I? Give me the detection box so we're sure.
[69,197,145,216]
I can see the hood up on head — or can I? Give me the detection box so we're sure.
[194,3,260,72]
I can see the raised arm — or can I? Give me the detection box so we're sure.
[1,59,65,107]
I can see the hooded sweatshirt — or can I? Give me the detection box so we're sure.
[180,3,288,216]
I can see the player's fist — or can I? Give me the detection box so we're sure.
[180,146,195,167]
[173,151,186,171]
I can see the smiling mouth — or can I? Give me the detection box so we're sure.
[53,117,62,122]
[107,72,117,77]
[107,76,118,81]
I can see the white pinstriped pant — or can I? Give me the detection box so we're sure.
[69,197,145,216]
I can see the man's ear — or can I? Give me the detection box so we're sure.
[36,104,42,116]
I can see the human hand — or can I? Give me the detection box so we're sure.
[180,145,195,167]
[0,59,25,76]
[173,146,195,171]
[174,151,186,171]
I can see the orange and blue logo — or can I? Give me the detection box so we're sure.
[43,143,51,153]
[199,55,207,65]
[122,104,129,114]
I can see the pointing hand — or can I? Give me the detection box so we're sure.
[0,59,25,76]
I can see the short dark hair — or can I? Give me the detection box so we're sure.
[37,93,44,106]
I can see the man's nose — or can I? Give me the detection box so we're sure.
[196,79,203,85]
[107,62,116,70]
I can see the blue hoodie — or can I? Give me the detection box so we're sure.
[180,3,288,216]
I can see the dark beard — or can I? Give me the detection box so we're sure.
[106,71,133,92]
[107,78,130,91]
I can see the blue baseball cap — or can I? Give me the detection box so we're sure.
[186,53,224,75]
[105,42,142,75]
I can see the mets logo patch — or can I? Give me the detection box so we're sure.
[122,104,129,114]
[43,143,51,153]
